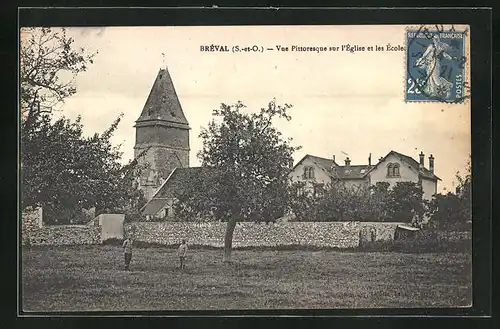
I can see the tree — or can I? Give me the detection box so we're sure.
[21,113,147,224]
[427,157,471,229]
[368,182,391,221]
[455,157,472,223]
[315,181,353,221]
[387,181,426,225]
[288,181,319,221]
[174,100,300,262]
[20,27,146,223]
[20,27,96,128]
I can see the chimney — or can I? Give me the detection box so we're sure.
[419,151,425,168]
[429,154,435,173]
[332,155,336,164]
[379,157,384,162]
[368,153,372,166]
[345,157,351,167]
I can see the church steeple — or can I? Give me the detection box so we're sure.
[136,67,189,126]
[134,67,190,200]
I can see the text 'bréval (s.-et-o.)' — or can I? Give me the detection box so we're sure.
[200,44,406,54]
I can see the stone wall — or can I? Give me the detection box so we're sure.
[21,207,43,245]
[23,225,101,246]
[359,222,405,243]
[21,206,403,248]
[436,230,472,241]
[126,221,403,249]
[22,208,101,246]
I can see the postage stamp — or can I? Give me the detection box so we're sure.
[405,26,468,103]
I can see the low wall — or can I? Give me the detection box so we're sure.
[21,206,404,248]
[21,207,43,245]
[359,222,404,243]
[23,225,101,246]
[436,230,472,241]
[126,221,403,249]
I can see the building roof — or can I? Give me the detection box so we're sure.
[141,167,218,215]
[367,150,441,181]
[292,154,372,180]
[293,150,440,181]
[135,68,189,126]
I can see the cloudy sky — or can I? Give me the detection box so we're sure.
[37,25,470,193]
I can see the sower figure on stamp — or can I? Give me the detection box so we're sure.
[414,35,457,99]
[177,239,188,269]
[122,237,133,271]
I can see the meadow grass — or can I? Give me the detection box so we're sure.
[21,245,472,311]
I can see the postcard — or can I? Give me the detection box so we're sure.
[20,24,471,312]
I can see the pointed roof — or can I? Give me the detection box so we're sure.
[364,150,441,181]
[136,67,189,126]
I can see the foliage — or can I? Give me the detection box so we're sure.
[20,27,97,126]
[288,181,319,221]
[21,113,147,224]
[20,27,146,224]
[289,180,425,224]
[173,99,300,261]
[386,181,427,225]
[426,158,471,230]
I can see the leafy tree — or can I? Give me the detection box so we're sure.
[455,157,472,223]
[20,27,146,224]
[20,27,97,128]
[315,181,355,221]
[21,113,147,224]
[427,157,471,230]
[367,182,391,221]
[387,181,426,225]
[287,181,323,221]
[312,182,376,222]
[173,100,300,262]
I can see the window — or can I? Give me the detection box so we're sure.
[387,163,401,177]
[393,164,400,176]
[302,166,315,179]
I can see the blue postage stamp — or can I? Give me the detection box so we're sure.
[405,27,468,103]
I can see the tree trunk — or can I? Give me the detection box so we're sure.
[223,218,237,263]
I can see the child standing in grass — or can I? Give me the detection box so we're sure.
[177,239,188,269]
[122,237,133,271]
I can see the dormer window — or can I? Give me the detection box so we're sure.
[303,166,315,179]
[387,163,401,177]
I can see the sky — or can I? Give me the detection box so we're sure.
[30,25,470,193]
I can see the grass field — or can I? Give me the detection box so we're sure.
[21,245,471,311]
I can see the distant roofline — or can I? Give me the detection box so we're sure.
[294,151,440,181]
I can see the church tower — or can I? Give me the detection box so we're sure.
[134,67,190,200]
